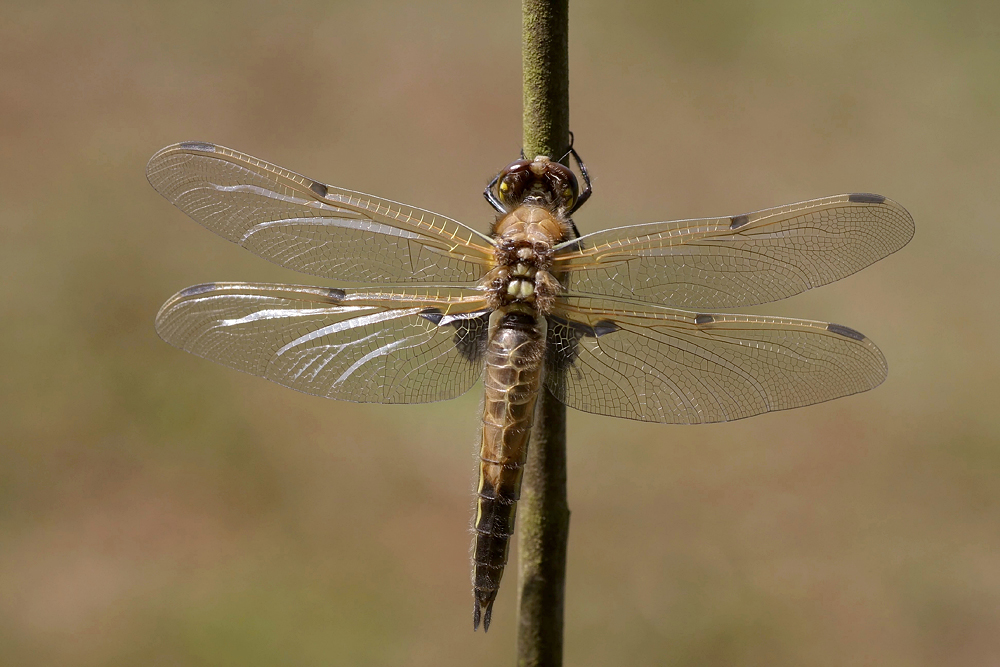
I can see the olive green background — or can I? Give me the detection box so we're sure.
[3,1,998,664]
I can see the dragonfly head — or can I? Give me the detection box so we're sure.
[495,155,579,212]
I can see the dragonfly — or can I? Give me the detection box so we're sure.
[148,140,913,632]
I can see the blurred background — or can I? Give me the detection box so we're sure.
[2,0,998,664]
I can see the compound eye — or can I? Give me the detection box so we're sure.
[545,162,579,209]
[497,159,532,204]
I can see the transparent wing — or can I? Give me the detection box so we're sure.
[553,194,914,308]
[147,142,496,284]
[155,282,491,403]
[546,294,887,424]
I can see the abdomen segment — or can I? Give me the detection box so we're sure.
[473,310,546,631]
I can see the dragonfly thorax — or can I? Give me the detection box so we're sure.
[484,206,566,314]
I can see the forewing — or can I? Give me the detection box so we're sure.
[546,294,887,424]
[156,283,490,403]
[553,194,913,308]
[147,142,496,283]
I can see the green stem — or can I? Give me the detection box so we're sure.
[517,1,571,665]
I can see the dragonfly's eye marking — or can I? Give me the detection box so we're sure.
[310,181,329,198]
[327,288,347,302]
[730,214,750,230]
[827,323,866,341]
[695,314,715,325]
[848,193,886,204]
[179,141,216,152]
[179,283,217,297]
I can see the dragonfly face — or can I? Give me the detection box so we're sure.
[492,155,579,212]
[149,141,914,632]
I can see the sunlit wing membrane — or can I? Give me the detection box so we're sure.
[155,282,491,403]
[147,142,496,284]
[552,194,914,309]
[545,294,887,424]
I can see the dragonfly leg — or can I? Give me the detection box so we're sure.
[565,133,592,216]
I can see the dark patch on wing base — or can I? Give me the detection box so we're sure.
[453,313,489,364]
[848,193,886,204]
[178,283,216,297]
[421,308,489,363]
[326,288,346,302]
[309,180,329,198]
[178,141,216,152]
[827,323,866,341]
[546,315,587,376]
[546,315,621,375]
[695,314,714,325]
[730,214,750,230]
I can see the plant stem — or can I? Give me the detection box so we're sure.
[517,1,571,665]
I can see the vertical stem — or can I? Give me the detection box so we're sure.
[517,388,570,665]
[522,0,570,160]
[518,1,570,665]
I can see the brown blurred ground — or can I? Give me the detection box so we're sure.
[2,1,999,664]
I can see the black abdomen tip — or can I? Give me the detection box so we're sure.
[473,591,497,632]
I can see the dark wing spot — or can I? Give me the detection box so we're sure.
[419,308,444,325]
[178,283,216,297]
[827,323,866,341]
[327,288,346,302]
[730,214,751,230]
[592,320,620,337]
[695,314,714,325]
[179,141,216,152]
[310,180,329,198]
[848,193,886,204]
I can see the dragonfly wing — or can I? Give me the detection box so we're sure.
[156,282,490,403]
[545,294,887,424]
[553,194,913,308]
[147,142,496,284]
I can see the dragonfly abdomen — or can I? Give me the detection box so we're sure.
[473,308,547,631]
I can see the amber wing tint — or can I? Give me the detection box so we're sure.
[546,294,887,424]
[155,283,490,404]
[553,194,914,309]
[147,143,496,285]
